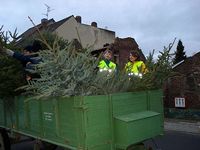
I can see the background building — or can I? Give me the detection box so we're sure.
[164,52,200,119]
[17,15,115,50]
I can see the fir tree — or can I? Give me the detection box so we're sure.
[0,27,26,98]
[21,39,133,97]
[17,19,176,98]
[173,40,187,64]
[20,37,176,98]
[144,39,175,89]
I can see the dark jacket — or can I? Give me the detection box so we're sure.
[13,52,41,67]
[13,52,41,79]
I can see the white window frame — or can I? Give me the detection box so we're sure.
[175,97,186,108]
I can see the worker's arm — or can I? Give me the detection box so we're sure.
[98,60,105,69]
[141,62,148,74]
[0,47,14,56]
[0,46,32,63]
[13,52,32,63]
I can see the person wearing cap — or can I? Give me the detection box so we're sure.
[125,51,148,78]
[98,49,116,73]
[0,42,41,81]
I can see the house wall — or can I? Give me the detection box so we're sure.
[55,17,115,50]
[164,52,200,109]
[77,24,115,50]
[55,17,79,42]
[110,37,144,69]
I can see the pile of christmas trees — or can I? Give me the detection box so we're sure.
[0,27,26,99]
[0,24,175,98]
[21,35,175,98]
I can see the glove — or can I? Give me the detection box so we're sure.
[5,48,14,56]
[0,43,14,56]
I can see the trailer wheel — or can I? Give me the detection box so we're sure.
[126,143,146,150]
[0,129,11,150]
[42,141,57,150]
[41,141,57,150]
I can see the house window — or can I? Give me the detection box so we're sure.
[175,97,186,108]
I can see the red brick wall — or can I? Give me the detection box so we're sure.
[110,37,146,69]
[164,52,200,109]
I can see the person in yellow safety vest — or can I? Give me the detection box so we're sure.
[98,49,116,73]
[125,51,148,78]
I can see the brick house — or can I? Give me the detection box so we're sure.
[164,52,200,109]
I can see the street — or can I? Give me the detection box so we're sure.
[11,130,200,150]
[144,130,200,150]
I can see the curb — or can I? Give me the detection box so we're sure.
[164,119,200,134]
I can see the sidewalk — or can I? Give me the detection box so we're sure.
[164,118,200,134]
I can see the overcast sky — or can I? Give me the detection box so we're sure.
[1,0,200,56]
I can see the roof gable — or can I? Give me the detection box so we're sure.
[47,15,74,31]
[19,18,55,38]
[173,52,200,74]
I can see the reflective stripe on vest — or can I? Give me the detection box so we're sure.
[98,60,116,70]
[125,61,145,73]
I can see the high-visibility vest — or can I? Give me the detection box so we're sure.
[125,61,147,74]
[98,60,116,72]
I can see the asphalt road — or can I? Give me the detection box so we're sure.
[11,131,200,150]
[144,130,200,150]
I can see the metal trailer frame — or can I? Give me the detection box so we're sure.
[0,89,163,150]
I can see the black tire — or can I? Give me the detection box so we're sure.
[41,141,57,150]
[0,129,11,150]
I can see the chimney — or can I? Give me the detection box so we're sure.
[41,18,48,27]
[75,16,82,23]
[91,22,97,27]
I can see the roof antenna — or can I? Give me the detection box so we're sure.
[42,4,54,19]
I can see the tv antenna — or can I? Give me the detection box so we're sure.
[43,4,54,19]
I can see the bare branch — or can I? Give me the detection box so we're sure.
[168,37,177,51]
[28,16,52,50]
[9,28,18,42]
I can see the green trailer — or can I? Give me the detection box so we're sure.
[0,89,163,150]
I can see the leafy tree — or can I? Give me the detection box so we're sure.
[173,40,187,64]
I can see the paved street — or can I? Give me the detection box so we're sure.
[164,118,200,134]
[145,118,200,150]
[145,131,200,150]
